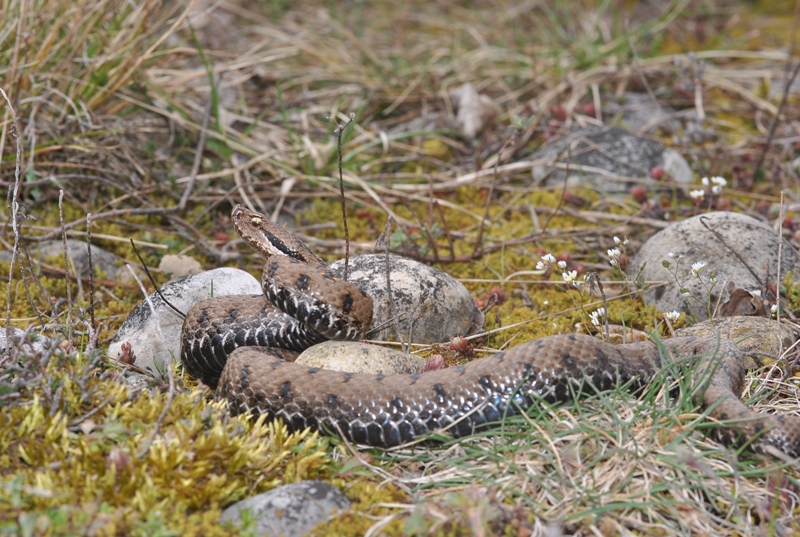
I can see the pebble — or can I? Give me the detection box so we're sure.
[329,254,483,344]
[296,341,426,374]
[220,480,350,536]
[108,267,261,377]
[530,125,692,192]
[630,212,800,321]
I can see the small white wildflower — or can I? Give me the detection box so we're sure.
[557,260,567,270]
[689,189,705,201]
[562,270,578,285]
[711,176,727,187]
[664,311,680,322]
[589,307,606,327]
[691,261,706,277]
[709,274,717,283]
[607,247,621,266]
[771,304,778,314]
[543,300,549,306]
[614,236,621,245]
[535,253,556,270]
[701,177,710,186]
[667,252,675,258]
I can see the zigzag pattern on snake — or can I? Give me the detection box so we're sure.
[180,205,800,457]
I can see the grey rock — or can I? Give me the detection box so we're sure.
[296,341,426,374]
[531,125,692,192]
[630,212,800,321]
[0,326,52,355]
[220,480,350,537]
[108,268,261,377]
[676,316,797,369]
[603,92,681,134]
[0,239,129,282]
[329,254,483,344]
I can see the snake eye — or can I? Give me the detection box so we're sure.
[251,217,262,225]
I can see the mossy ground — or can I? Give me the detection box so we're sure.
[2,0,800,535]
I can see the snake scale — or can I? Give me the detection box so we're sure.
[180,205,800,457]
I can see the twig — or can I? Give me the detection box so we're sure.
[177,104,212,211]
[2,87,21,359]
[751,57,800,183]
[129,239,186,319]
[58,191,74,346]
[334,112,355,280]
[86,213,96,333]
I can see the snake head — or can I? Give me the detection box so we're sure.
[231,204,324,265]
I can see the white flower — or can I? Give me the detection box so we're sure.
[771,304,778,314]
[709,274,717,283]
[557,260,567,270]
[689,189,705,200]
[691,262,706,277]
[536,253,556,270]
[701,177,710,186]
[664,311,680,322]
[562,270,578,285]
[589,307,606,327]
[607,247,621,266]
[711,176,727,187]
[667,252,675,258]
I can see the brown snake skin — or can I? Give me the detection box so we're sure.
[181,205,800,456]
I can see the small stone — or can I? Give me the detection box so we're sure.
[108,268,261,377]
[220,480,350,536]
[295,341,425,374]
[530,125,692,193]
[630,212,800,321]
[329,254,483,344]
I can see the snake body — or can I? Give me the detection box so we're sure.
[181,205,800,457]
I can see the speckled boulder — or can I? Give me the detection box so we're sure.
[676,316,797,369]
[296,341,426,374]
[220,480,350,536]
[530,125,692,192]
[630,212,800,321]
[329,254,483,344]
[108,267,261,377]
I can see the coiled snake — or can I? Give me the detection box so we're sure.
[180,205,800,457]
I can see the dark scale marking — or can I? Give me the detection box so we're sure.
[296,273,311,291]
[322,271,336,281]
[267,261,280,278]
[341,293,354,313]
[279,380,292,402]
[197,308,209,325]
[375,374,386,383]
[307,367,321,375]
[754,423,765,433]
[433,383,447,400]
[263,229,301,259]
[455,365,466,375]
[239,364,251,389]
[343,372,353,383]
[327,394,340,409]
[409,373,421,385]
[390,396,404,410]
[225,309,239,323]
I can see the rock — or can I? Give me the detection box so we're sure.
[0,239,131,282]
[603,92,681,134]
[449,83,500,138]
[108,268,261,377]
[0,326,52,355]
[329,254,483,344]
[630,212,800,321]
[530,125,692,192]
[158,254,203,280]
[296,341,426,374]
[220,480,350,536]
[675,316,797,369]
